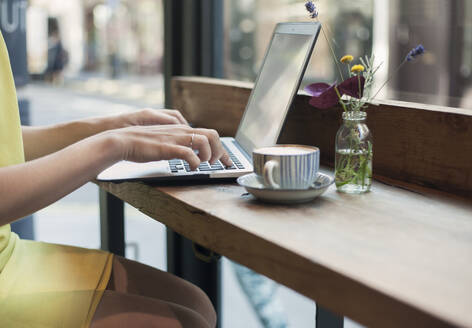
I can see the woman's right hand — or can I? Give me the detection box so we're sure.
[103,124,233,170]
[0,124,232,223]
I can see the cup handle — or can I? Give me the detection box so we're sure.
[263,160,280,189]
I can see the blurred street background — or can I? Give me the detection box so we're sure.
[18,0,472,108]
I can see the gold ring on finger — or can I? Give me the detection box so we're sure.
[190,133,195,149]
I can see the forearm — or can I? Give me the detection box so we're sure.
[22,109,190,161]
[0,134,119,225]
[3,114,230,224]
[22,117,115,161]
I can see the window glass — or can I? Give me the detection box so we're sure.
[7,0,167,269]
[223,0,472,110]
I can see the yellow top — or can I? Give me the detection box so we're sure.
[0,32,112,327]
[0,27,24,275]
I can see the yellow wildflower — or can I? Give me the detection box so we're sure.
[351,64,365,73]
[340,55,354,63]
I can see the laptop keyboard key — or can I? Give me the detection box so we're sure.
[210,165,224,170]
[169,147,247,173]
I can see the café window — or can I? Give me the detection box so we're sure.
[223,0,472,110]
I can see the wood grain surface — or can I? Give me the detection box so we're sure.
[98,176,472,328]
[171,77,472,198]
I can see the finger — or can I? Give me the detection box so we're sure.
[122,135,199,168]
[151,124,192,134]
[162,109,189,125]
[159,144,201,170]
[219,151,233,167]
[189,134,212,162]
[151,132,211,163]
[133,109,181,126]
[136,108,182,126]
[153,112,180,125]
[162,132,231,168]
[193,128,230,165]
[172,110,189,125]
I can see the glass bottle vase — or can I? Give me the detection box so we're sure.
[335,111,373,193]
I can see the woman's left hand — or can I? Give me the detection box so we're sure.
[116,108,189,128]
[22,108,190,161]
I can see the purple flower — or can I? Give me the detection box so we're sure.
[304,76,366,109]
[338,76,365,98]
[305,1,318,18]
[305,1,315,12]
[406,44,425,62]
[305,83,339,109]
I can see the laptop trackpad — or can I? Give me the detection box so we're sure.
[97,161,170,181]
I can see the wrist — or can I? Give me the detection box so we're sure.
[55,117,114,141]
[77,113,126,136]
[91,131,125,167]
[78,131,124,176]
[92,114,120,132]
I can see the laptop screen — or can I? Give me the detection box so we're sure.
[235,23,319,155]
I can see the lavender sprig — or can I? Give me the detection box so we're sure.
[304,1,344,80]
[371,44,425,100]
[305,1,318,19]
[406,44,425,62]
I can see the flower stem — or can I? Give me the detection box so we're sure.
[357,75,362,111]
[334,86,348,112]
[319,23,344,81]
[371,59,406,100]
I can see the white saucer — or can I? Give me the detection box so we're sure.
[237,172,334,204]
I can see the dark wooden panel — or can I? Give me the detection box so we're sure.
[172,77,251,137]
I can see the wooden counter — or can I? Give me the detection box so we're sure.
[99,77,472,327]
[98,172,472,327]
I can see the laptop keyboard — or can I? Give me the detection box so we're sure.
[168,145,245,173]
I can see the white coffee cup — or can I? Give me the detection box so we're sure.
[252,145,320,189]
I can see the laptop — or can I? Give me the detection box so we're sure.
[97,22,321,182]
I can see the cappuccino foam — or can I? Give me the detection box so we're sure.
[255,145,316,156]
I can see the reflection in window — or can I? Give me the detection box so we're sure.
[224,0,472,110]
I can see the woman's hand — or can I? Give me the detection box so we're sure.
[112,108,189,128]
[23,108,190,161]
[7,110,231,223]
[103,124,232,170]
